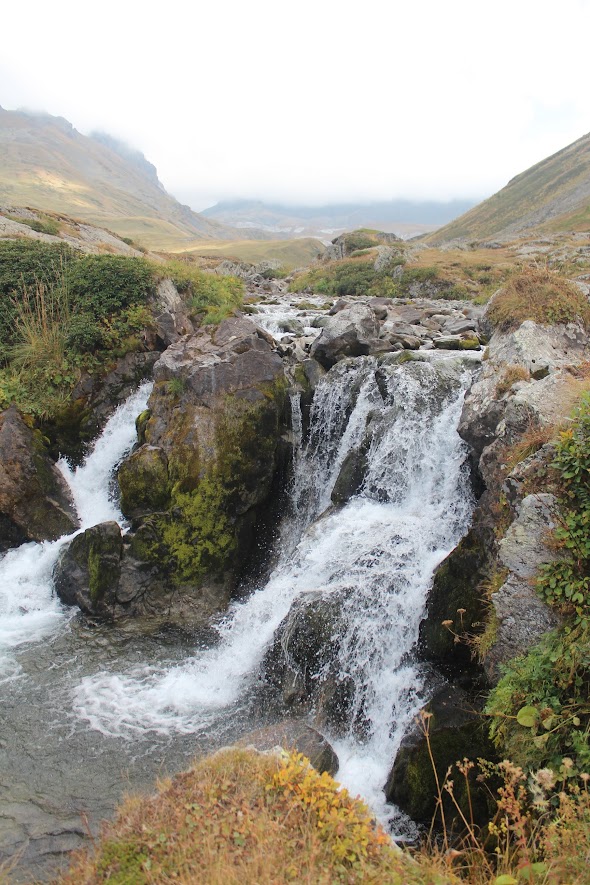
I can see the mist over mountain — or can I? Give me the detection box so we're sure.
[200,197,477,239]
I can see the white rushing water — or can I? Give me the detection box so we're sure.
[73,358,473,824]
[0,383,152,680]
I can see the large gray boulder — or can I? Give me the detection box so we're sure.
[310,304,380,368]
[484,494,561,681]
[0,407,78,549]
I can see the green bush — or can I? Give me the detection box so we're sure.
[64,313,104,352]
[537,395,590,627]
[486,626,590,773]
[68,255,154,317]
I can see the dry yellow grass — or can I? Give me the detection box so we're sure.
[53,749,460,885]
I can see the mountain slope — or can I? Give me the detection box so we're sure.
[201,197,475,239]
[427,131,590,244]
[0,107,240,250]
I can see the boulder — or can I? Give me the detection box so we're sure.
[237,720,339,775]
[484,494,561,681]
[53,522,123,615]
[385,685,495,826]
[110,316,288,620]
[310,304,380,368]
[263,590,354,729]
[0,407,78,549]
[151,277,194,348]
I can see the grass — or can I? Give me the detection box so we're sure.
[487,267,590,331]
[172,237,325,271]
[50,743,590,885]
[53,749,459,885]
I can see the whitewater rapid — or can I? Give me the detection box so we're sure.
[0,382,152,681]
[72,357,473,824]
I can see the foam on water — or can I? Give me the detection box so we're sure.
[0,382,152,678]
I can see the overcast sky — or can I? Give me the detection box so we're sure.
[3,0,590,211]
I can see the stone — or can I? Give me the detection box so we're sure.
[310,304,380,368]
[484,494,561,681]
[237,720,339,775]
[117,445,170,521]
[53,522,123,616]
[385,685,495,825]
[331,448,368,505]
[0,407,78,549]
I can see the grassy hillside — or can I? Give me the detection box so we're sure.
[428,131,590,243]
[175,236,325,269]
[0,108,246,250]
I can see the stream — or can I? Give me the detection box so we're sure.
[0,300,476,881]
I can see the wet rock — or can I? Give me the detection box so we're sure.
[54,522,123,616]
[420,520,492,670]
[237,720,339,775]
[385,685,495,825]
[310,304,380,368]
[331,447,368,504]
[0,407,78,549]
[263,590,353,729]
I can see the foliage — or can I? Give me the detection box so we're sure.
[67,254,154,317]
[486,626,590,772]
[55,748,460,885]
[537,395,590,626]
[487,267,590,332]
[159,259,243,323]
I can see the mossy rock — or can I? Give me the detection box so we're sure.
[385,686,496,827]
[53,521,123,615]
[118,445,170,521]
[419,526,489,668]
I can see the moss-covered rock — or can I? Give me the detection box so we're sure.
[115,316,289,611]
[53,522,123,616]
[384,685,495,826]
[117,445,170,520]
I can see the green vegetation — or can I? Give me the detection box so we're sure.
[486,268,590,331]
[289,257,470,300]
[537,396,590,626]
[0,241,243,420]
[6,211,61,235]
[486,626,590,773]
[160,258,243,324]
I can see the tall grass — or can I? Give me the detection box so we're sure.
[6,278,70,372]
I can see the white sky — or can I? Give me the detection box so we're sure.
[2,0,590,211]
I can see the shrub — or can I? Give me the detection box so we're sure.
[68,255,154,317]
[64,313,104,352]
[537,395,590,626]
[486,626,590,773]
[487,267,590,331]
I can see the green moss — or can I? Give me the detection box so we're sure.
[95,839,149,884]
[135,409,151,445]
[88,547,102,603]
[134,383,286,587]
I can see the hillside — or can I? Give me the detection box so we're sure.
[428,131,590,243]
[201,197,476,240]
[0,107,250,250]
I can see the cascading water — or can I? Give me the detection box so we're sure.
[0,382,152,681]
[73,356,473,824]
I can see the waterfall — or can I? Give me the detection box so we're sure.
[0,383,152,680]
[73,357,473,823]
